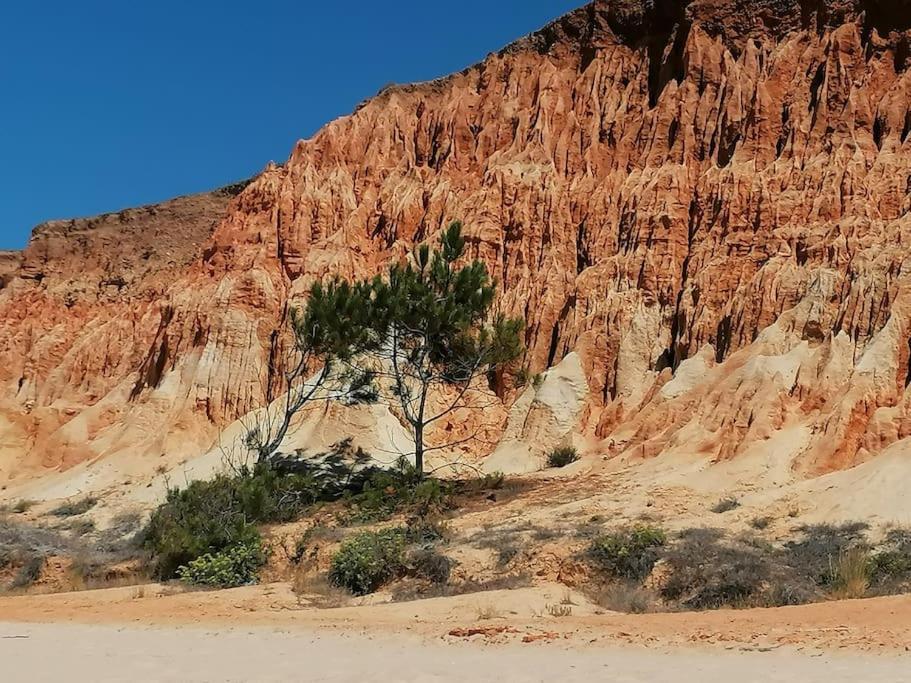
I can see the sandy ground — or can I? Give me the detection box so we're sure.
[2,582,911,682]
[2,620,910,683]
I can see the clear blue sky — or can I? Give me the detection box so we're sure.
[0,0,582,249]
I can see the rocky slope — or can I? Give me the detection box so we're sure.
[2,0,911,495]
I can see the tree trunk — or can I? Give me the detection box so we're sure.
[414,424,424,478]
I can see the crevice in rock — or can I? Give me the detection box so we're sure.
[873,115,885,150]
[546,320,562,369]
[647,18,690,108]
[796,240,809,266]
[546,295,575,369]
[715,314,733,364]
[809,62,826,120]
[659,197,699,372]
[777,104,792,158]
[576,221,592,274]
[895,35,910,73]
[905,337,911,387]
[902,109,911,142]
[130,307,175,399]
[860,0,911,37]
[799,0,830,33]
[668,117,680,149]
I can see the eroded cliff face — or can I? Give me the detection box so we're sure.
[3,0,911,485]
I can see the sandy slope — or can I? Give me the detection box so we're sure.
[1,583,910,653]
[2,621,910,683]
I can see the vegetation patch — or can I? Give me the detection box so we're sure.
[661,528,778,609]
[328,528,409,595]
[51,496,98,518]
[588,524,667,580]
[177,539,268,588]
[328,525,453,596]
[546,446,580,469]
[711,497,740,514]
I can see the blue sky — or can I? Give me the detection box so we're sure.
[0,1,581,249]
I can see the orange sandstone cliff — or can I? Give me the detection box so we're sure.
[2,0,911,490]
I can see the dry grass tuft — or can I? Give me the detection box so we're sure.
[829,547,871,600]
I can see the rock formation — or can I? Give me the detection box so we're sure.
[2,0,911,490]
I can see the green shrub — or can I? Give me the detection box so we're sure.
[143,474,269,579]
[588,525,667,580]
[144,442,387,579]
[546,446,580,469]
[513,366,530,388]
[329,528,408,595]
[343,462,451,524]
[870,528,911,588]
[177,539,267,588]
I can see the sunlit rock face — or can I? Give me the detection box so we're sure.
[2,0,911,486]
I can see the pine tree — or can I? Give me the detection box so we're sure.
[317,221,522,476]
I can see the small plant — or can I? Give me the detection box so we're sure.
[12,500,35,514]
[594,582,655,614]
[750,516,773,530]
[546,446,580,469]
[711,497,740,514]
[828,547,871,599]
[10,556,43,589]
[291,524,344,564]
[557,591,576,607]
[588,524,667,580]
[871,529,911,588]
[475,603,502,620]
[407,547,454,585]
[547,603,572,617]
[177,539,267,588]
[51,496,98,517]
[531,373,544,390]
[513,366,530,388]
[329,528,408,595]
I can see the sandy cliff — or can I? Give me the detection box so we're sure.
[2,0,911,500]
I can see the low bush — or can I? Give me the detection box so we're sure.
[143,474,270,579]
[593,582,655,614]
[177,539,267,588]
[144,440,395,578]
[328,523,455,596]
[711,497,740,514]
[51,496,98,518]
[12,500,35,514]
[783,522,870,588]
[749,516,773,530]
[10,556,43,589]
[329,528,408,595]
[546,446,579,469]
[342,462,451,524]
[407,547,454,585]
[828,547,871,599]
[661,528,772,609]
[870,528,911,590]
[588,525,667,580]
